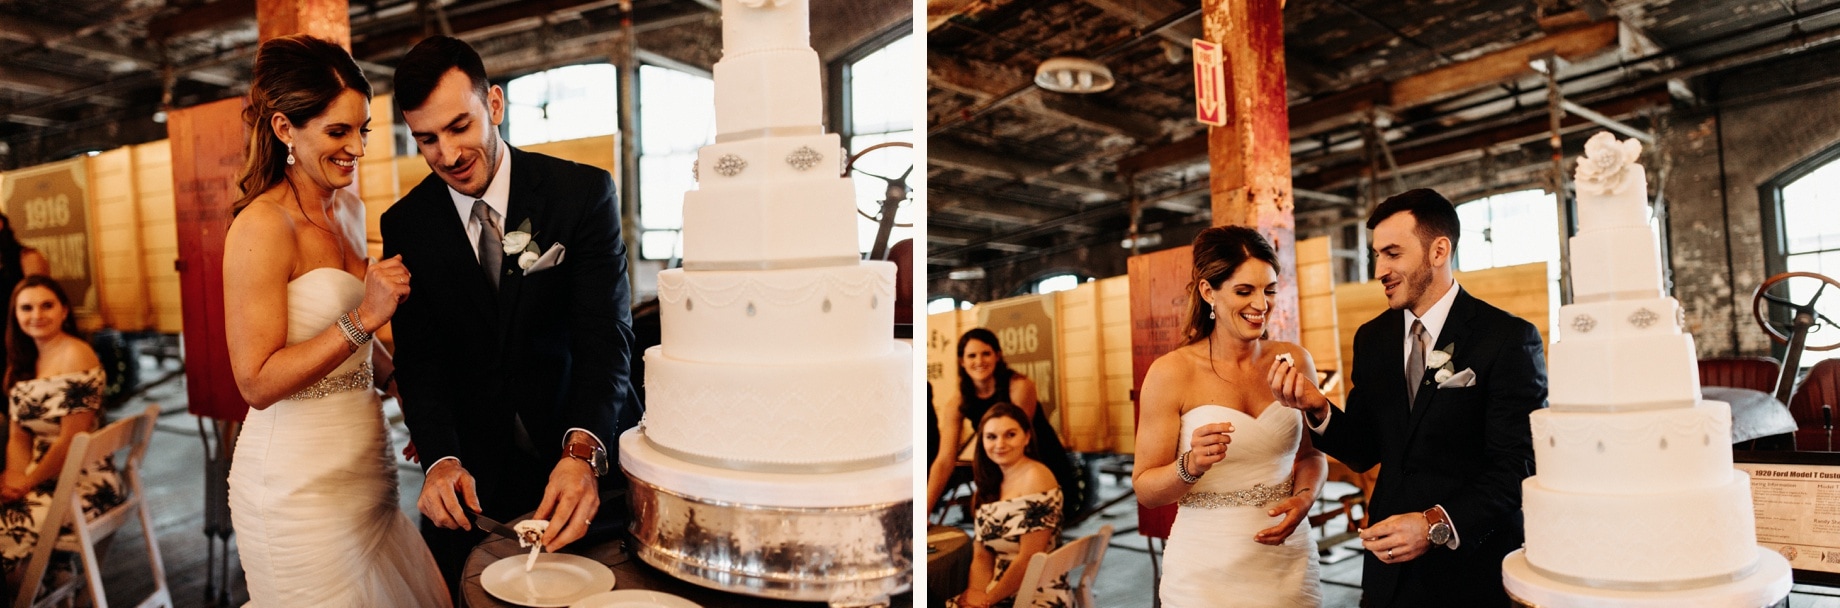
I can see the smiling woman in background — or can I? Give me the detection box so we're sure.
[949,402,1066,608]
[0,276,121,596]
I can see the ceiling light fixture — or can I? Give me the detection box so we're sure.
[1035,57,1115,94]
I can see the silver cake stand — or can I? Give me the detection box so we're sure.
[621,430,913,607]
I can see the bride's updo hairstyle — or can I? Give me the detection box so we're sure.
[233,35,371,215]
[972,402,1034,507]
[1182,225,1280,344]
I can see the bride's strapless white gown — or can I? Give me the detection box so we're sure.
[228,268,450,607]
[1160,404,1322,608]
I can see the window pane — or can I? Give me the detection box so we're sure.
[637,65,715,259]
[927,298,958,315]
[640,230,682,261]
[1036,274,1079,294]
[849,35,916,135]
[1782,159,1840,254]
[507,104,549,146]
[1455,199,1493,272]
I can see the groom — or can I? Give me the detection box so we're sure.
[1271,189,1545,607]
[382,36,638,596]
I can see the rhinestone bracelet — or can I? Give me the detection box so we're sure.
[337,310,373,353]
[1178,480,1295,509]
[1176,450,1201,484]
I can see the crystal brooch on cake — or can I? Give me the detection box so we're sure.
[1571,314,1597,334]
[715,154,748,177]
[786,146,823,171]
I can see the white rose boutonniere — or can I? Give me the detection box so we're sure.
[503,218,543,274]
[1427,342,1456,383]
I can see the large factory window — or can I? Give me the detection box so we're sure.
[1763,148,1840,367]
[505,64,620,147]
[1455,189,1563,333]
[838,31,918,255]
[634,65,716,260]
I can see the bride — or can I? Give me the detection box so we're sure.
[222,35,449,606]
[1132,225,1326,607]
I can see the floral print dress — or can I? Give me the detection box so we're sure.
[951,488,1072,608]
[0,367,121,571]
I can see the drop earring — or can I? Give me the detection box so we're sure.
[286,143,296,166]
[1209,307,1217,320]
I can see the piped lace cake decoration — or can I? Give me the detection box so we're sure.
[715,154,748,177]
[1629,308,1659,329]
[1571,314,1597,334]
[657,271,893,310]
[1531,411,1730,450]
[786,146,823,171]
[1574,131,1644,197]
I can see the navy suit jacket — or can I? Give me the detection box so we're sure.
[382,146,639,520]
[1312,288,1546,607]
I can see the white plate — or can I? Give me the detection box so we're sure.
[481,553,618,607]
[570,590,702,608]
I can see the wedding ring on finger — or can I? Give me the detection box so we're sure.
[1386,548,1394,560]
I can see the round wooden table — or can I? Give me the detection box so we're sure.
[925,525,972,608]
[461,517,914,607]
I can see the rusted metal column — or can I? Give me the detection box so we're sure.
[1200,0,1297,342]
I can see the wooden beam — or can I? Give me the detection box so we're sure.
[1079,0,1203,46]
[351,0,613,60]
[148,0,255,41]
[929,139,1126,197]
[1288,81,1392,138]
[931,192,1072,226]
[1294,88,1671,190]
[0,63,98,97]
[1392,20,1618,108]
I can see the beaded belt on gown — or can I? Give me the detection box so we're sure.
[1178,479,1293,509]
[286,362,374,401]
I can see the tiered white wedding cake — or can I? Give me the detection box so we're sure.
[1502,132,1791,607]
[616,0,913,602]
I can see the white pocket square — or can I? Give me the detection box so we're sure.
[526,243,566,274]
[1437,368,1476,389]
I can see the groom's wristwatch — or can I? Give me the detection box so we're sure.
[1425,505,1454,548]
[563,441,609,477]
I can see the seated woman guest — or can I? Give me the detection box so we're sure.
[950,402,1067,608]
[929,328,1082,520]
[0,277,122,591]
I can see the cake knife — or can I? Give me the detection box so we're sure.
[462,505,522,543]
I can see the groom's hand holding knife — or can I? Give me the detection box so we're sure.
[533,433,601,552]
[419,459,483,532]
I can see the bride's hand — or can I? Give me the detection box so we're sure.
[1254,491,1313,545]
[1186,422,1234,475]
[1267,357,1327,418]
[357,255,412,330]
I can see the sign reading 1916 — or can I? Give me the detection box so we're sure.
[0,158,94,310]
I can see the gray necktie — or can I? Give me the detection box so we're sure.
[1407,320,1428,407]
[472,200,502,289]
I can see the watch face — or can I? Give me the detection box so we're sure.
[1429,523,1452,545]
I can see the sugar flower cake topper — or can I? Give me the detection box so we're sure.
[1573,132,1644,197]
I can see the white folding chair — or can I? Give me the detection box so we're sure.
[1013,524,1114,608]
[13,404,170,608]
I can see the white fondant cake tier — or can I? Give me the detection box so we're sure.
[1529,401,1733,494]
[656,262,895,364]
[1503,548,1791,608]
[642,342,911,467]
[1570,226,1664,304]
[681,177,860,266]
[1548,331,1700,410]
[1574,165,1650,232]
[1559,297,1681,339]
[719,0,810,56]
[713,48,822,136]
[618,429,911,507]
[1522,471,1760,586]
[695,133,841,184]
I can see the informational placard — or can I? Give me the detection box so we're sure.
[977,294,1059,412]
[1192,39,1228,127]
[1735,450,1840,585]
[0,158,97,311]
